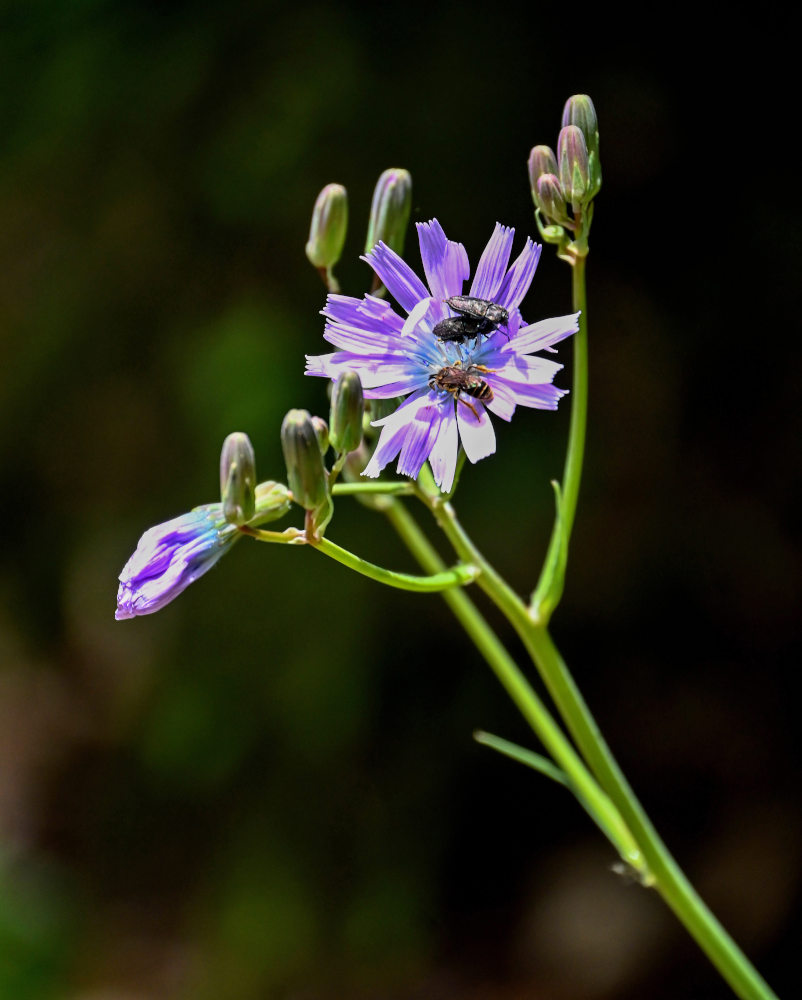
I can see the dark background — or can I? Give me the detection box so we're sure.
[1,2,799,998]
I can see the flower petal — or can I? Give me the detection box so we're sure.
[503,381,567,409]
[396,399,443,478]
[362,390,430,477]
[417,220,470,301]
[363,242,429,313]
[456,399,496,463]
[509,312,580,353]
[470,223,515,300]
[427,406,460,491]
[496,238,542,311]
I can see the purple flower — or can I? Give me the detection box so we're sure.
[306,220,579,492]
[115,504,239,619]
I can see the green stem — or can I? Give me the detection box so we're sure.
[416,492,777,1000]
[332,481,415,496]
[310,534,478,593]
[530,254,588,618]
[382,499,644,873]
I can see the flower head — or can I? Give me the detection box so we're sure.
[115,504,239,619]
[305,220,579,492]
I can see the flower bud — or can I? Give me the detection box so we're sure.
[329,370,364,454]
[562,94,601,199]
[253,480,293,524]
[311,416,329,455]
[528,145,558,191]
[558,125,589,204]
[281,409,329,511]
[219,432,256,526]
[364,168,412,256]
[536,173,570,225]
[562,95,599,155]
[305,183,348,270]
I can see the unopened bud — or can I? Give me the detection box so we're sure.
[329,370,364,454]
[311,416,329,455]
[253,480,293,524]
[281,409,329,511]
[219,432,256,525]
[365,168,412,256]
[305,183,348,270]
[558,125,589,205]
[528,145,558,191]
[562,94,601,199]
[562,95,598,154]
[536,174,570,225]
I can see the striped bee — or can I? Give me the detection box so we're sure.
[428,363,494,420]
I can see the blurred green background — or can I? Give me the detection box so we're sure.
[1,3,799,998]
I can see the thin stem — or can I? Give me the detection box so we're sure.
[332,481,415,496]
[310,534,478,593]
[530,253,588,616]
[415,492,777,999]
[382,499,644,873]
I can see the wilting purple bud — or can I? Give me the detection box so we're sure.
[305,183,348,270]
[115,505,239,619]
[364,168,412,256]
[329,370,364,454]
[558,125,589,204]
[536,173,570,225]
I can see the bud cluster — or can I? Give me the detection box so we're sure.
[528,94,601,260]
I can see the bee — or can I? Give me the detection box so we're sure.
[428,363,494,420]
[432,296,510,346]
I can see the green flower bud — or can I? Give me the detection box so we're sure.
[536,173,570,225]
[329,370,364,454]
[528,145,558,190]
[219,432,256,525]
[364,168,412,256]
[305,183,348,270]
[558,125,589,205]
[311,416,329,455]
[281,409,329,511]
[562,94,601,199]
[253,480,293,524]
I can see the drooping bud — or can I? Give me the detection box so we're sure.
[305,183,348,273]
[558,125,589,205]
[528,145,559,191]
[364,168,412,256]
[536,173,570,225]
[329,370,364,454]
[562,94,601,199]
[219,432,256,526]
[311,416,329,455]
[281,409,329,511]
[252,480,293,525]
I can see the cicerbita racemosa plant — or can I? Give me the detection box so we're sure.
[305,220,579,492]
[114,95,779,1000]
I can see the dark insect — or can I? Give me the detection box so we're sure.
[428,363,494,420]
[432,296,510,345]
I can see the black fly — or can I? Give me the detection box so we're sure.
[432,296,510,346]
[428,363,494,420]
